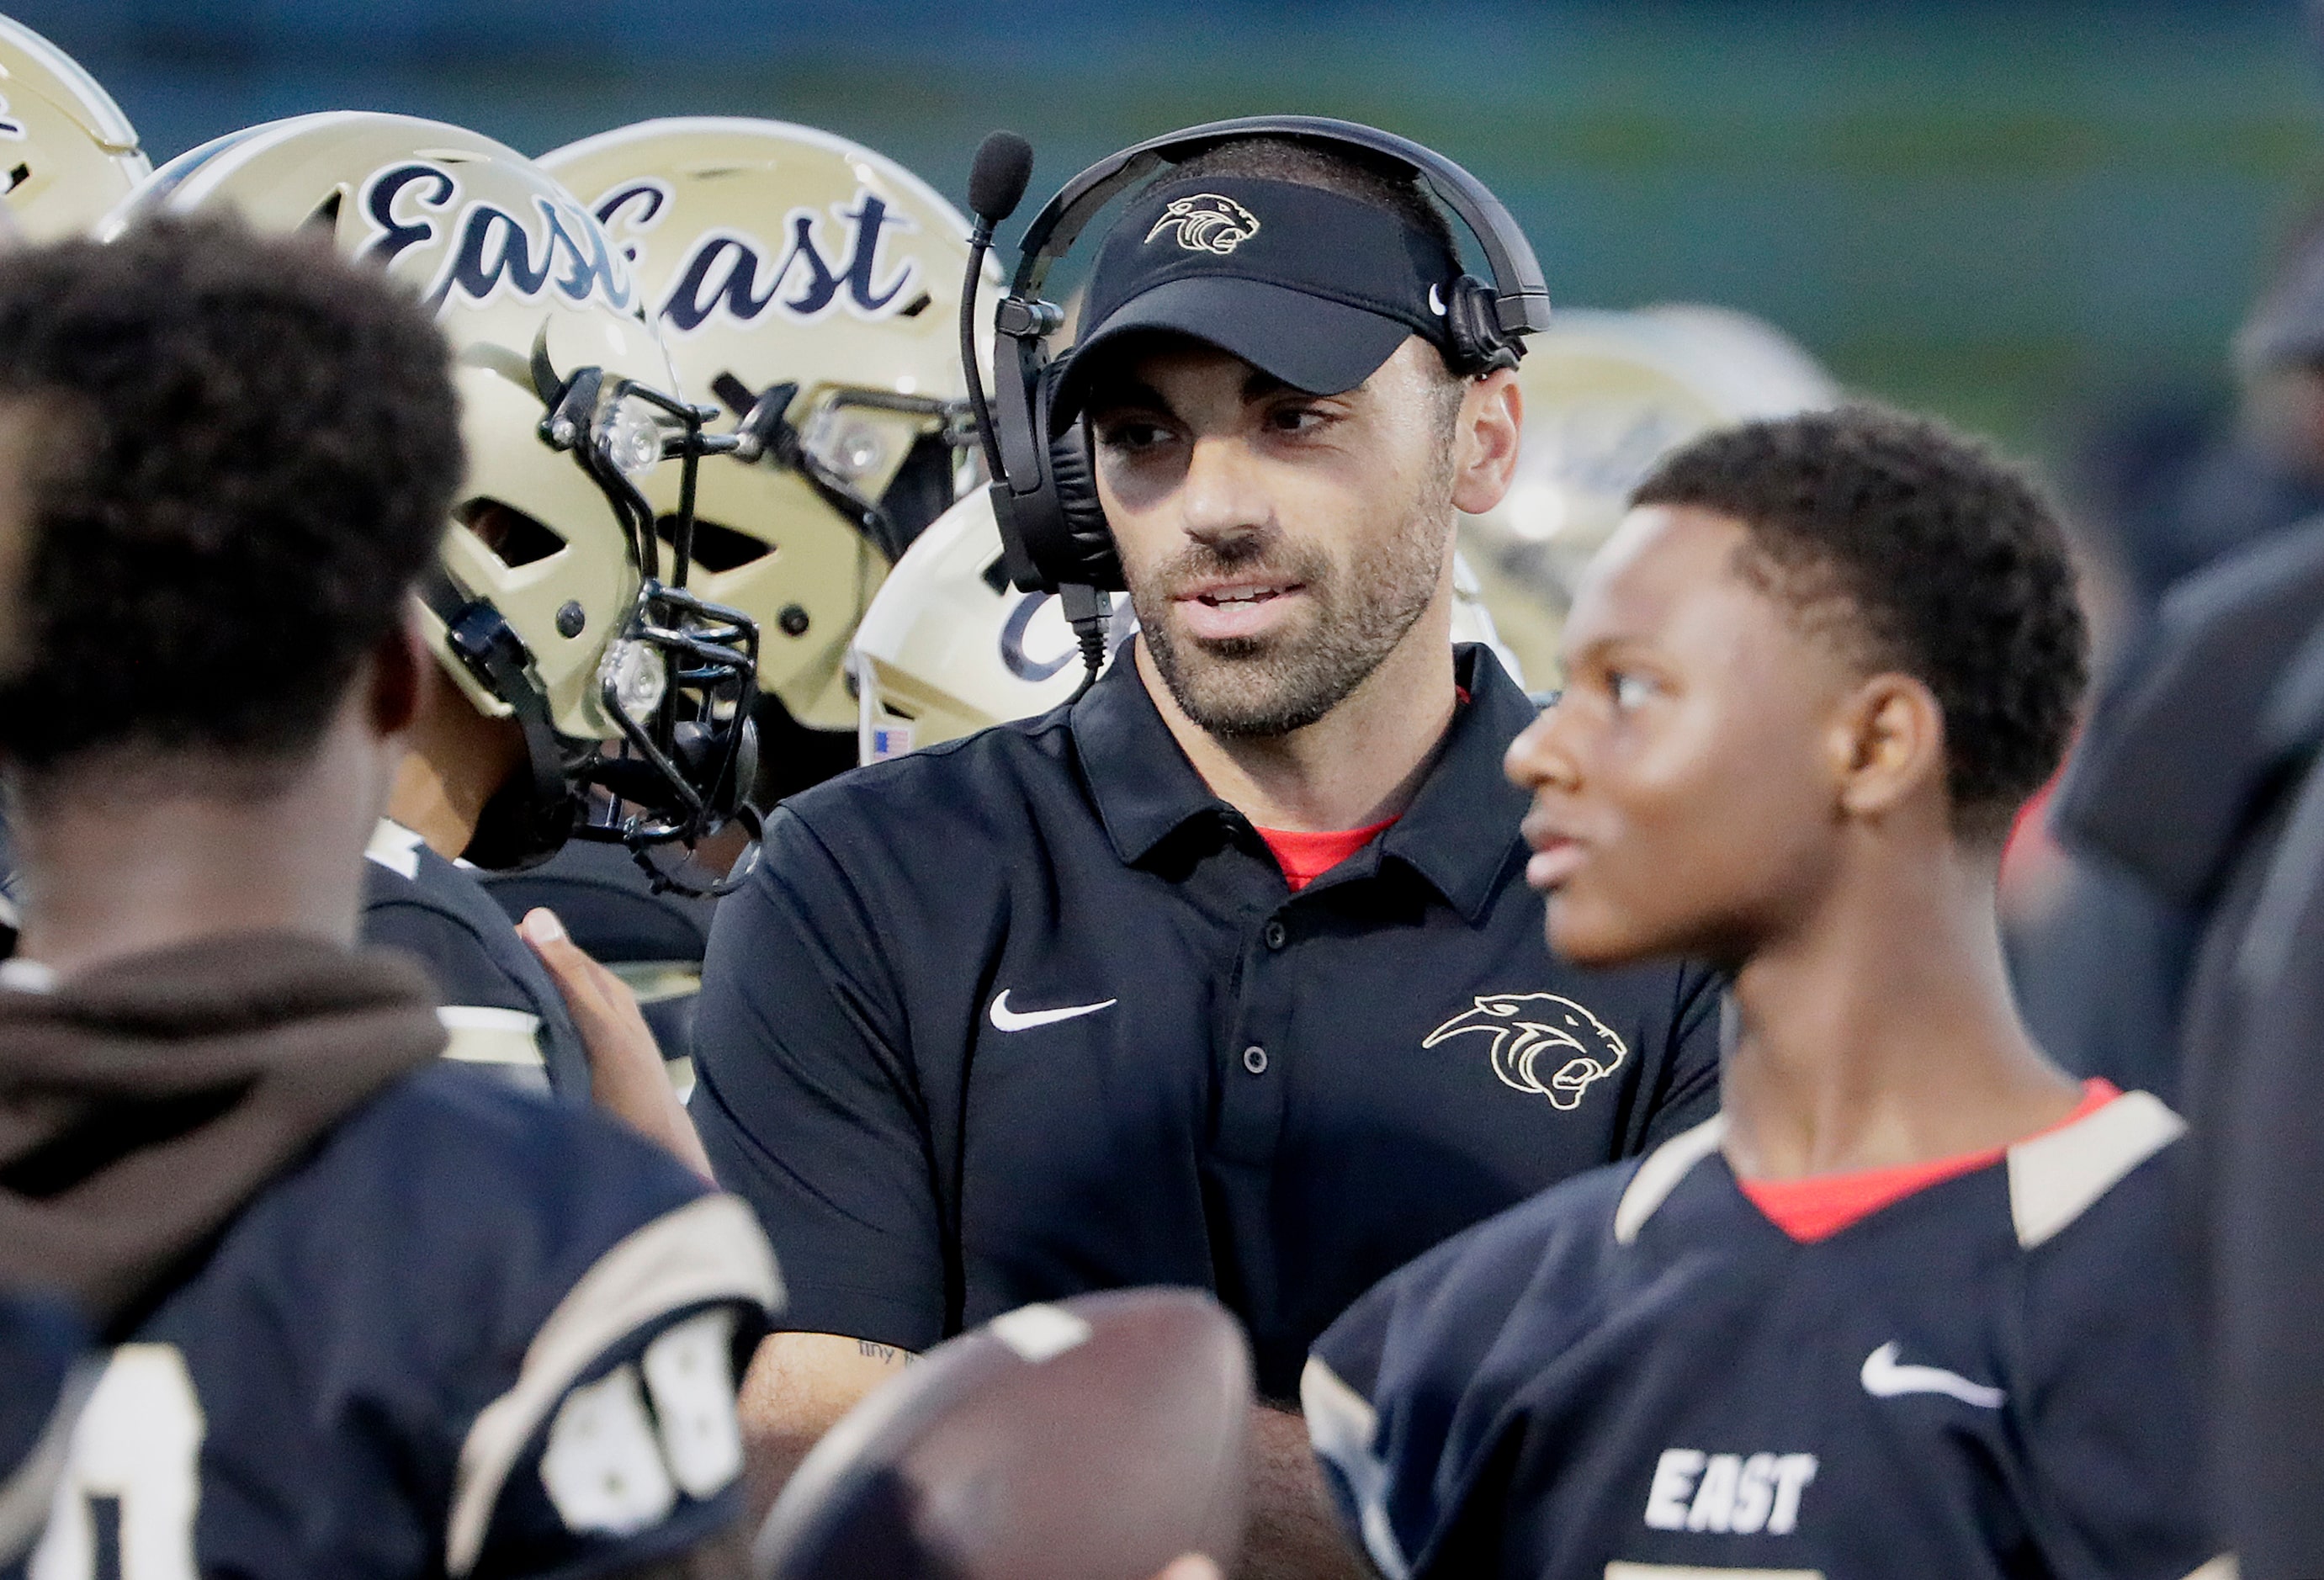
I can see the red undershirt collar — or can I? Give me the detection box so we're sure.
[1738,1078,2122,1243]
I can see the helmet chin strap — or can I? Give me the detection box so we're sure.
[416,568,576,868]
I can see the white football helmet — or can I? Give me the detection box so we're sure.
[540,119,993,757]
[109,113,759,872]
[0,13,147,241]
[1458,304,1839,681]
[850,485,1524,761]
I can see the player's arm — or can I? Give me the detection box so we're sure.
[1238,1402,1372,1580]
[689,807,949,1501]
[734,1332,915,1512]
[363,893,557,1074]
[1298,1199,1582,1580]
[454,1195,783,1580]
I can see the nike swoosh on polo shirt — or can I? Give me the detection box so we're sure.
[988,991,1118,1032]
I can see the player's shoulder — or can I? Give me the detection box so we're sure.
[360,821,522,949]
[250,1063,718,1287]
[2004,1087,2186,1255]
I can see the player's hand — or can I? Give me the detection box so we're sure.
[519,908,716,1184]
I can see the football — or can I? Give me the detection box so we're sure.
[754,1288,1253,1580]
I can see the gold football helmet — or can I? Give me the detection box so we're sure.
[0,13,148,240]
[850,485,1525,761]
[540,119,992,749]
[1458,304,1839,681]
[109,113,759,872]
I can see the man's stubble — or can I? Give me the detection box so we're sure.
[1133,426,1459,741]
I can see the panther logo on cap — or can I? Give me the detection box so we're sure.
[1144,194,1261,256]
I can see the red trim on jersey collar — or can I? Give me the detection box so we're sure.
[1738,1079,2122,1243]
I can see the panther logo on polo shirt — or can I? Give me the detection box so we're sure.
[1424,992,1630,1111]
[1144,193,1261,256]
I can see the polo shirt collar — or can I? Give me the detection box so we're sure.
[1071,644,1228,865]
[1375,645,1536,922]
[1070,642,1537,923]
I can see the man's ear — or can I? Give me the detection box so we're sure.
[1451,367,1522,517]
[363,606,430,740]
[1825,671,1948,824]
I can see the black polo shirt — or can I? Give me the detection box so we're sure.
[692,644,1722,1396]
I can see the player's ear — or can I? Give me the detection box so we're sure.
[1450,365,1521,517]
[1825,671,1946,824]
[362,607,429,740]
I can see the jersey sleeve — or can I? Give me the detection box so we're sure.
[1637,965,1725,1149]
[452,1194,781,1580]
[2014,1150,2223,1580]
[1304,1190,1595,1580]
[689,805,947,1351]
[363,871,589,1096]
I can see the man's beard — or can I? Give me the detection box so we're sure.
[1132,480,1454,740]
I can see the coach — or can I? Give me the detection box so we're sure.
[691,128,1721,1492]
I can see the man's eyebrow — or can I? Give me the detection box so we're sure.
[1242,368,1295,401]
[1085,375,1170,416]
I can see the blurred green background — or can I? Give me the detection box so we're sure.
[20,0,2324,464]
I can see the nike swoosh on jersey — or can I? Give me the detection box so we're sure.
[988,991,1118,1032]
[1860,1342,2005,1408]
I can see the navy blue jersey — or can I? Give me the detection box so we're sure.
[363,822,592,1098]
[1307,1094,2221,1580]
[24,1064,780,1580]
[1,1292,87,1580]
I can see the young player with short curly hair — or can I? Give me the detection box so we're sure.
[1303,405,2221,1580]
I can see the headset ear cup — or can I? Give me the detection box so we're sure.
[1032,363,1126,591]
[1444,274,1520,377]
[1048,418,1123,591]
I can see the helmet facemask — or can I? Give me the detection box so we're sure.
[442,335,765,894]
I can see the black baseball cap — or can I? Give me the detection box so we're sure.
[1050,174,1462,432]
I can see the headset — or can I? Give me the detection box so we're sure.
[958,115,1553,689]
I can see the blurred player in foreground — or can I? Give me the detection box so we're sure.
[0,215,779,1578]
[0,1293,85,1580]
[1306,406,2219,1579]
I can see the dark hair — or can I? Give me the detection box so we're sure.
[1632,403,2088,837]
[0,214,462,777]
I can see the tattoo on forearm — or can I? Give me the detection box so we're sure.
[856,1339,908,1366]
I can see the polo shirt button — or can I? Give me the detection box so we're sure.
[1263,920,1287,950]
[1243,1045,1269,1075]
